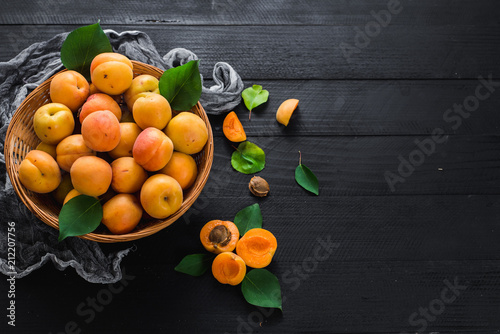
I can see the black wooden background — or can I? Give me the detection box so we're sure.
[1,1,500,333]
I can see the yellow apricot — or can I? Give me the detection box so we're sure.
[276,99,299,126]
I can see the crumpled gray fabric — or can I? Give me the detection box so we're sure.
[0,29,243,283]
[163,47,244,114]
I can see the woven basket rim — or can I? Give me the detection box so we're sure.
[4,61,214,243]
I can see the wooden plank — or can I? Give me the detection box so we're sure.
[1,25,500,79]
[208,79,500,136]
[1,0,499,26]
[5,255,500,333]
[135,195,500,262]
[205,135,500,196]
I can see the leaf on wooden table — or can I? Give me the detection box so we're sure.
[295,151,319,195]
[231,141,266,174]
[234,203,262,236]
[174,253,213,277]
[242,85,269,119]
[241,269,282,310]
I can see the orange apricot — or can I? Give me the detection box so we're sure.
[111,157,148,193]
[276,98,299,126]
[108,122,142,159]
[102,194,143,234]
[236,228,277,268]
[212,252,246,286]
[158,151,198,190]
[81,110,121,152]
[200,220,240,254]
[223,111,246,142]
[80,93,122,123]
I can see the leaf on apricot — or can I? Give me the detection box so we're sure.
[159,60,202,111]
[60,22,112,81]
[242,85,269,119]
[231,141,265,174]
[58,195,103,242]
[174,254,213,277]
[241,269,282,310]
[234,203,262,236]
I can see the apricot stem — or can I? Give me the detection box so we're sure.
[298,151,302,165]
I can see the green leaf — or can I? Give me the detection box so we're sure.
[60,22,112,81]
[159,60,202,111]
[242,85,269,119]
[58,195,103,242]
[174,254,213,276]
[295,155,319,195]
[241,269,282,310]
[234,203,262,236]
[231,141,266,174]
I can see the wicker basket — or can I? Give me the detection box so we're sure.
[4,61,214,243]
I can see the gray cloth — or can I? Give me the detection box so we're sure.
[0,30,243,283]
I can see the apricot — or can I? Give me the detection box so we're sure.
[108,122,142,159]
[159,152,198,190]
[223,111,246,142]
[33,103,75,145]
[90,53,133,74]
[49,70,89,112]
[111,157,148,193]
[56,134,95,172]
[276,98,299,126]
[212,252,246,286]
[132,127,173,171]
[36,142,57,159]
[70,156,112,197]
[89,83,101,95]
[140,174,183,219]
[52,173,73,204]
[165,112,208,154]
[80,93,121,123]
[88,83,122,104]
[19,150,61,193]
[102,194,143,234]
[236,228,277,268]
[133,92,172,130]
[124,74,160,110]
[90,53,133,95]
[63,189,98,205]
[81,110,121,152]
[200,220,239,254]
[63,189,81,205]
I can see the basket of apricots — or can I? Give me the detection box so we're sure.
[4,53,214,242]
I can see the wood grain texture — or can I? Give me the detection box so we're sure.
[1,1,500,333]
[1,25,500,79]
[205,135,500,196]
[211,79,500,136]
[1,0,499,26]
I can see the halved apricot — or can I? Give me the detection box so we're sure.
[276,99,299,126]
[200,220,240,254]
[212,252,246,285]
[223,111,246,142]
[236,228,277,268]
